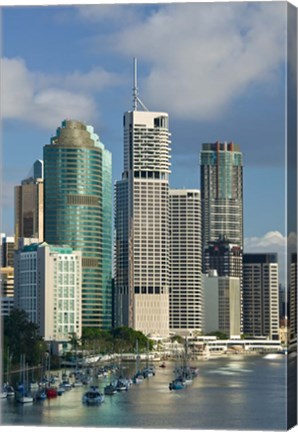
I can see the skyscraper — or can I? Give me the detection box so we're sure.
[169,189,203,334]
[290,252,297,341]
[204,237,243,278]
[14,160,44,248]
[200,142,243,271]
[243,253,279,339]
[115,60,171,337]
[44,120,112,329]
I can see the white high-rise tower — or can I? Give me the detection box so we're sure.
[115,59,171,337]
[169,189,203,334]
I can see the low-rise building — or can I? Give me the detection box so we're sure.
[203,271,241,338]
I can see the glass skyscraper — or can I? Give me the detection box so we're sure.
[44,120,112,329]
[200,141,243,271]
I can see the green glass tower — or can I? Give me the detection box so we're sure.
[44,120,112,329]
[200,141,243,271]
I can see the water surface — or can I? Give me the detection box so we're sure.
[1,354,287,430]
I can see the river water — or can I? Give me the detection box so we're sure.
[0,354,289,430]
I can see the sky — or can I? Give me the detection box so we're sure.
[0,1,295,283]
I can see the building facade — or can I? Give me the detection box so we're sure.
[44,120,112,329]
[243,253,279,339]
[14,161,44,248]
[204,236,243,331]
[0,266,14,297]
[200,142,243,271]
[14,242,82,341]
[218,277,241,338]
[0,266,14,316]
[115,110,171,337]
[203,271,219,334]
[1,236,15,267]
[203,271,241,338]
[290,253,297,341]
[0,236,15,316]
[169,189,203,334]
[204,237,243,278]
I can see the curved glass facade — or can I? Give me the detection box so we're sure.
[44,120,112,329]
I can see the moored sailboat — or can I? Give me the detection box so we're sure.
[15,355,34,403]
[82,386,105,405]
[132,340,144,384]
[104,382,117,395]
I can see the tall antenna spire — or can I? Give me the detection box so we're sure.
[133,57,138,111]
[132,57,148,112]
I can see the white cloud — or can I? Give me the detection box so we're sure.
[76,4,141,26]
[62,68,123,92]
[0,57,122,130]
[2,4,286,128]
[244,231,286,250]
[93,2,286,120]
[245,230,297,253]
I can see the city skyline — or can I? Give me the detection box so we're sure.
[0,2,296,429]
[1,2,292,284]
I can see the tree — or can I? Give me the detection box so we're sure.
[111,327,153,352]
[3,308,47,367]
[170,335,184,344]
[206,331,228,340]
[81,326,153,353]
[69,332,80,351]
[81,327,113,353]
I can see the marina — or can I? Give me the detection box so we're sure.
[1,354,288,430]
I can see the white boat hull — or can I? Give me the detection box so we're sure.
[18,396,34,403]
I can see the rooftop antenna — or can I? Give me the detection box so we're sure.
[133,57,138,111]
[132,57,149,112]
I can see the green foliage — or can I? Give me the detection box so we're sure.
[69,332,80,351]
[206,331,229,340]
[49,354,61,370]
[170,335,184,344]
[82,326,153,353]
[3,308,47,368]
[81,327,114,353]
[111,326,153,352]
[3,310,154,372]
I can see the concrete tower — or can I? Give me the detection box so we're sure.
[290,252,297,341]
[115,59,171,337]
[169,189,203,335]
[14,160,44,248]
[243,253,279,340]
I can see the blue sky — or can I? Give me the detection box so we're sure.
[1,2,292,280]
